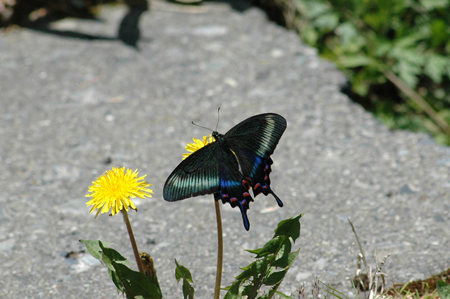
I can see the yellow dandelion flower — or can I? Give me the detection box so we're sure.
[182,134,215,160]
[86,167,153,216]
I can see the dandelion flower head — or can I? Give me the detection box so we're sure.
[86,167,153,216]
[182,134,215,160]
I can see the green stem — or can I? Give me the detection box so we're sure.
[214,196,223,299]
[122,209,144,274]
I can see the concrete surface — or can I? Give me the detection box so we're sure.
[0,1,448,298]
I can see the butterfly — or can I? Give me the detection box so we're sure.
[163,113,287,230]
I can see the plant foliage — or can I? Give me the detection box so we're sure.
[258,0,450,144]
[437,280,450,299]
[175,259,195,299]
[223,214,302,299]
[80,240,163,299]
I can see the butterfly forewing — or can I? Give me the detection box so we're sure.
[224,113,286,158]
[163,142,221,201]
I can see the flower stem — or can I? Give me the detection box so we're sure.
[122,209,144,274]
[214,194,223,299]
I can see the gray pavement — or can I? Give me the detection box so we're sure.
[0,1,449,298]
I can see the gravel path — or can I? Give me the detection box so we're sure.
[0,1,448,298]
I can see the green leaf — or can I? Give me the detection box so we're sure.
[272,239,292,268]
[336,22,358,45]
[430,19,448,47]
[79,239,104,260]
[236,259,268,280]
[338,55,372,68]
[302,1,330,18]
[174,259,194,299]
[263,270,287,286]
[250,236,284,258]
[424,54,448,83]
[80,240,162,299]
[113,262,162,299]
[274,214,302,241]
[274,249,300,269]
[437,280,450,299]
[420,0,448,9]
[223,281,241,299]
[182,280,195,299]
[175,259,193,283]
[394,60,420,88]
[314,13,339,31]
[100,242,128,263]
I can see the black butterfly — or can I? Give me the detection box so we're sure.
[163,113,287,230]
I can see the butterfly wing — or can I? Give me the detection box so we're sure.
[215,144,254,230]
[224,113,287,158]
[163,142,221,201]
[223,113,286,206]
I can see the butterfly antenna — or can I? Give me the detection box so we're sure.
[191,121,213,132]
[215,105,221,131]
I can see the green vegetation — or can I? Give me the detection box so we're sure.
[258,0,450,145]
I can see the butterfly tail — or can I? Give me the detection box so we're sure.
[238,202,250,231]
[270,189,283,207]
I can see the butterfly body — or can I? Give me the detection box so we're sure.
[163,113,287,230]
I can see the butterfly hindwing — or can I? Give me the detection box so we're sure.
[216,144,254,230]
[163,142,221,201]
[224,113,286,206]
